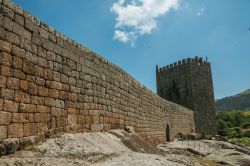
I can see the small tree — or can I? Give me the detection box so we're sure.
[217,119,228,136]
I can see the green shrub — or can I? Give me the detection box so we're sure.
[217,119,228,136]
[229,137,250,146]
[227,127,242,139]
[242,130,250,137]
[241,122,250,129]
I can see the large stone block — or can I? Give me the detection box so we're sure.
[14,13,24,26]
[19,103,36,113]
[67,114,77,125]
[0,16,14,31]
[22,59,36,75]
[37,105,50,113]
[0,126,7,139]
[0,111,11,125]
[44,97,55,107]
[0,88,14,100]
[7,77,19,90]
[55,99,64,108]
[38,86,49,97]
[8,123,23,138]
[28,82,38,95]
[11,45,25,58]
[51,107,62,117]
[0,52,12,66]
[0,75,7,88]
[19,80,28,91]
[12,22,31,41]
[5,30,20,46]
[37,123,48,133]
[25,51,37,63]
[0,99,3,111]
[56,117,66,127]
[3,99,18,112]
[30,96,44,105]
[34,113,50,123]
[23,123,37,137]
[92,116,100,125]
[12,113,31,123]
[0,65,13,76]
[68,108,77,114]
[15,91,30,103]
[3,138,19,155]
[48,89,59,98]
[0,26,6,40]
[12,56,22,69]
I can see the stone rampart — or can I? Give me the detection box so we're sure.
[0,0,194,154]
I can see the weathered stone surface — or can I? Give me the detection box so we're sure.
[3,138,19,154]
[3,99,18,112]
[19,80,28,91]
[7,77,19,90]
[0,75,7,88]
[0,65,12,76]
[37,105,50,113]
[18,136,35,150]
[12,22,31,40]
[34,113,50,123]
[15,91,30,103]
[0,144,6,155]
[23,123,37,137]
[12,56,22,69]
[8,123,23,138]
[0,52,12,66]
[0,126,7,139]
[14,13,24,26]
[0,88,14,100]
[12,113,32,123]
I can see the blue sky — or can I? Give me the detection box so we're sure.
[12,0,250,99]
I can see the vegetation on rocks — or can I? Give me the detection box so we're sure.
[216,111,250,146]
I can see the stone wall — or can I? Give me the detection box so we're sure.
[0,0,194,154]
[156,57,217,135]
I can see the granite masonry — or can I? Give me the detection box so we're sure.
[156,57,217,135]
[0,0,195,155]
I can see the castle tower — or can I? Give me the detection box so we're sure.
[156,57,217,135]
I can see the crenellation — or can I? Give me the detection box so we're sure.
[174,62,177,67]
[157,56,210,74]
[178,60,181,66]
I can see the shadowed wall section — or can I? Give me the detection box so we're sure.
[0,0,194,153]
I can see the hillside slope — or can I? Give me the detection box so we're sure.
[216,89,250,111]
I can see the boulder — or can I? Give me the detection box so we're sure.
[3,138,19,154]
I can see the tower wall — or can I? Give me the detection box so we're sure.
[157,57,217,135]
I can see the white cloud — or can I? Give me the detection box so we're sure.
[197,7,205,16]
[113,30,137,47]
[111,0,180,46]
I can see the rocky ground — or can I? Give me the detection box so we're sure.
[0,129,249,166]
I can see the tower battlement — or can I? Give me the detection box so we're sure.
[157,56,210,73]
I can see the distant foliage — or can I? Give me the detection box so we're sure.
[216,111,250,140]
